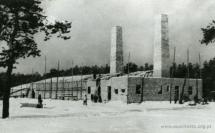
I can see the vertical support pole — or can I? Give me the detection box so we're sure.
[31,68,34,98]
[196,76,199,100]
[62,77,65,100]
[187,49,190,94]
[44,56,46,99]
[140,74,146,103]
[21,84,23,97]
[76,81,78,100]
[50,77,52,99]
[196,53,201,100]
[187,49,190,79]
[71,60,74,99]
[179,48,189,104]
[67,81,70,100]
[199,53,201,78]
[170,47,176,104]
[127,52,130,75]
[80,64,83,100]
[56,60,60,99]
[126,52,130,104]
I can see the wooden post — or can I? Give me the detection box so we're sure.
[76,81,78,100]
[179,48,189,104]
[31,68,34,98]
[62,77,65,100]
[71,60,74,99]
[187,49,190,98]
[50,77,52,99]
[127,52,130,104]
[56,60,60,99]
[187,49,190,79]
[170,47,176,104]
[44,56,46,99]
[195,76,199,101]
[195,53,202,101]
[199,53,202,78]
[127,52,130,75]
[67,81,70,100]
[140,72,147,103]
[20,84,22,97]
[80,64,83,100]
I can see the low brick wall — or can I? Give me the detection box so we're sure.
[127,77,202,103]
[86,77,127,102]
[110,77,127,102]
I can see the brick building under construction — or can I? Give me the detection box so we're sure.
[11,14,202,103]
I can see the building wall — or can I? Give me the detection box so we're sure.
[86,77,127,102]
[127,77,203,103]
[127,77,142,103]
[110,77,127,102]
[12,75,203,104]
[100,79,111,102]
[86,80,96,100]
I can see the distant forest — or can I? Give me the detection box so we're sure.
[0,62,152,88]
[0,59,215,99]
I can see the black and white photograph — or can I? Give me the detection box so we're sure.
[0,0,215,133]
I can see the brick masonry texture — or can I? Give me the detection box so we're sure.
[153,14,170,78]
[110,26,123,74]
[127,77,202,103]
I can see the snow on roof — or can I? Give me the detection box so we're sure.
[11,75,94,90]
[11,71,153,90]
[34,75,93,83]
[11,83,31,91]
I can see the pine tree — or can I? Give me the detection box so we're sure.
[0,0,71,118]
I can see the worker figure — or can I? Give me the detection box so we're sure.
[202,96,208,105]
[37,94,43,108]
[174,93,178,104]
[83,95,87,106]
[22,93,25,98]
[32,89,35,98]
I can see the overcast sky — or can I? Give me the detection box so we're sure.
[9,0,215,74]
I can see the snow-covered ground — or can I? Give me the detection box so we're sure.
[0,98,214,133]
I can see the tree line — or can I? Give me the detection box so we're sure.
[1,59,215,100]
[2,60,210,101]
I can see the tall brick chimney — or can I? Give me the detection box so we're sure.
[153,14,170,77]
[110,26,123,74]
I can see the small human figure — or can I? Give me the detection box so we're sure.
[174,99,177,104]
[91,94,94,101]
[37,94,43,108]
[32,89,35,98]
[202,97,208,105]
[194,95,199,104]
[174,94,178,104]
[94,95,98,103]
[174,90,179,104]
[98,95,102,103]
[22,93,25,98]
[83,95,87,106]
